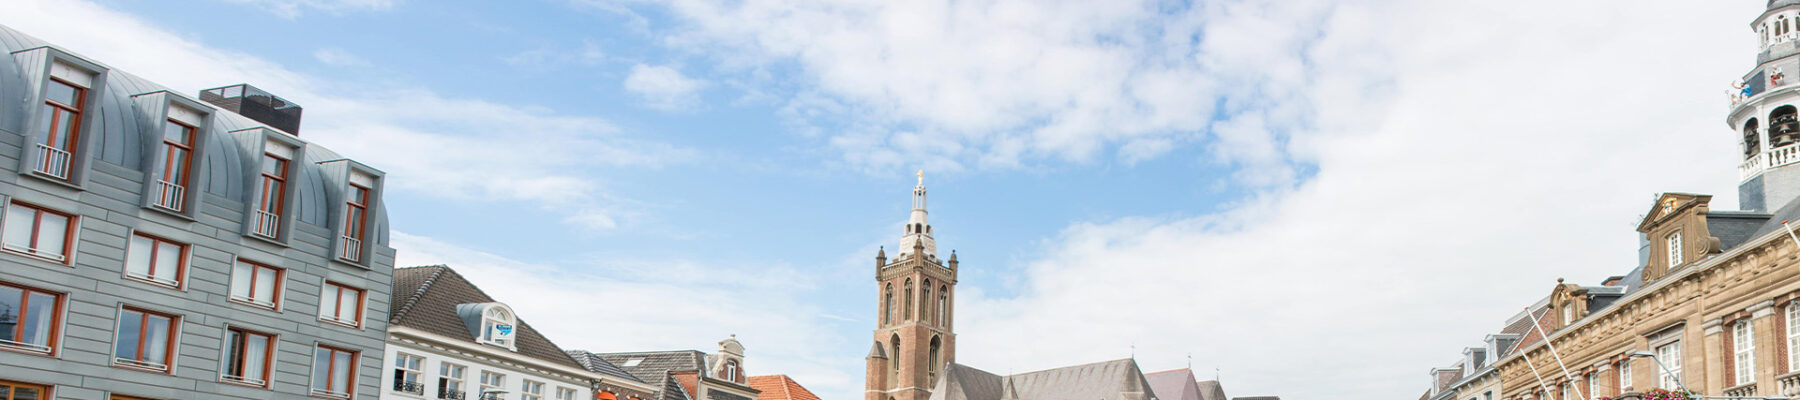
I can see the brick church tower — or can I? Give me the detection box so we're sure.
[866,172,958,400]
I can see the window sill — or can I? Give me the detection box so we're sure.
[124,275,184,291]
[244,233,289,248]
[141,204,198,223]
[318,316,362,330]
[0,341,56,357]
[21,170,83,191]
[2,248,72,267]
[113,359,172,374]
[229,298,281,313]
[332,257,372,270]
[220,376,272,390]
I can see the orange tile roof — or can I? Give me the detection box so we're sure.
[747,375,823,400]
[673,371,700,400]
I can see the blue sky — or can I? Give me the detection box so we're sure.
[0,0,1780,399]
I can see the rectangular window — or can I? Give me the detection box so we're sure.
[480,371,505,399]
[438,362,467,400]
[0,282,61,354]
[254,153,289,239]
[1736,320,1756,385]
[229,260,283,309]
[1619,358,1633,389]
[0,380,50,400]
[393,353,424,395]
[1587,372,1599,400]
[2,201,74,263]
[125,234,186,287]
[318,282,365,328]
[556,387,578,400]
[522,380,544,400]
[34,78,84,180]
[310,345,358,399]
[113,307,177,372]
[1657,341,1682,389]
[1666,231,1684,267]
[152,119,195,212]
[222,327,274,387]
[1791,303,1800,372]
[339,184,370,262]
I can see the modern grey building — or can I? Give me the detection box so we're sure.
[0,22,393,399]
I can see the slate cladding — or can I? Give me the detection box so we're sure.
[595,350,710,400]
[0,22,393,399]
[568,350,648,383]
[389,265,586,370]
[928,359,1158,400]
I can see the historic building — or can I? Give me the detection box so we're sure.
[1457,3,1800,400]
[1420,304,1540,400]
[862,175,1244,400]
[745,375,823,400]
[569,337,760,400]
[1145,368,1230,400]
[382,265,640,400]
[0,23,395,399]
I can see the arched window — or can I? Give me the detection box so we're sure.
[929,336,942,381]
[889,335,901,385]
[479,305,516,348]
[922,280,933,324]
[1747,118,1763,156]
[1782,16,1792,36]
[1771,106,1799,147]
[883,283,894,325]
[904,279,914,320]
[725,360,740,382]
[938,285,948,326]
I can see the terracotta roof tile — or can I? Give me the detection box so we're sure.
[747,375,823,400]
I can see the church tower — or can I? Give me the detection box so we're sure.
[1733,0,1800,211]
[866,172,958,400]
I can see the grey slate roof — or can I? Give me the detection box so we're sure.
[1197,380,1228,400]
[569,350,648,383]
[1144,369,1201,400]
[389,265,586,370]
[1749,194,1800,240]
[1709,211,1772,251]
[588,350,711,400]
[928,359,1156,400]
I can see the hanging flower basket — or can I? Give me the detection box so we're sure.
[1600,388,1701,400]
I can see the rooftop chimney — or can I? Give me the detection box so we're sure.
[199,84,302,135]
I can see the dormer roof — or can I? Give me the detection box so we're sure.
[389,265,584,370]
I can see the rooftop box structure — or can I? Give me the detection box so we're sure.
[200,83,303,135]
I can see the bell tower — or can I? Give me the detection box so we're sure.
[865,172,958,400]
[1733,1,1800,211]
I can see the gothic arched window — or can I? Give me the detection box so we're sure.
[904,279,915,320]
[929,336,942,381]
[883,283,894,325]
[1747,118,1763,157]
[922,280,933,324]
[938,285,948,326]
[889,335,901,385]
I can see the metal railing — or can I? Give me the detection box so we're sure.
[126,271,179,287]
[153,180,185,212]
[338,236,362,262]
[0,338,52,353]
[34,144,70,180]
[311,388,352,399]
[253,210,280,239]
[439,389,468,400]
[222,374,268,387]
[394,381,425,395]
[115,357,169,371]
[3,243,65,262]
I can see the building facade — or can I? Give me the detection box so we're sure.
[382,265,627,400]
[1482,3,1800,400]
[0,23,394,399]
[865,173,959,400]
[574,339,759,400]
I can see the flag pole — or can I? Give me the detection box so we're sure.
[1525,306,1586,400]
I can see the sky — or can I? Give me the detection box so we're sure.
[0,0,1773,398]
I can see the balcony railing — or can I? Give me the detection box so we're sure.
[439,389,468,400]
[338,236,362,263]
[3,243,65,262]
[0,339,52,353]
[152,180,185,212]
[34,144,71,180]
[1725,383,1758,398]
[311,388,352,399]
[222,374,268,387]
[395,381,425,395]
[115,357,170,372]
[1780,372,1800,397]
[252,210,280,239]
[1741,144,1800,180]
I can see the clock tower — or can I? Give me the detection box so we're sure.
[865,172,958,400]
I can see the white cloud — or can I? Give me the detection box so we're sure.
[624,63,707,111]
[391,232,857,396]
[312,47,368,67]
[220,0,396,18]
[0,0,690,231]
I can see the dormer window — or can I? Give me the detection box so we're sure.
[1666,231,1684,268]
[724,360,739,382]
[479,305,516,349]
[1562,305,1573,326]
[35,78,85,181]
[152,113,198,212]
[254,152,289,239]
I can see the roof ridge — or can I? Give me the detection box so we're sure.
[389,265,449,324]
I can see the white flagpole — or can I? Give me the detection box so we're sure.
[1783,220,1800,248]
[1524,306,1586,400]
[1522,351,1559,400]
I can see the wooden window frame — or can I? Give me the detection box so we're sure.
[339,184,370,263]
[113,307,179,373]
[310,344,359,399]
[124,233,188,289]
[0,379,53,400]
[254,153,290,239]
[2,200,78,264]
[222,326,277,388]
[153,119,196,212]
[230,260,285,311]
[34,78,85,181]
[0,281,63,355]
[318,281,366,329]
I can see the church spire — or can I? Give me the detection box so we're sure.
[900,170,937,257]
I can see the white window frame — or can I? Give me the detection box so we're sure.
[1656,341,1682,389]
[393,353,424,395]
[1587,371,1599,400]
[1735,320,1756,385]
[556,387,579,400]
[480,371,505,399]
[1666,231,1684,268]
[479,305,517,349]
[522,380,545,400]
[1619,358,1632,390]
[439,362,467,399]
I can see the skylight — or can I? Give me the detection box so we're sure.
[623,358,644,367]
